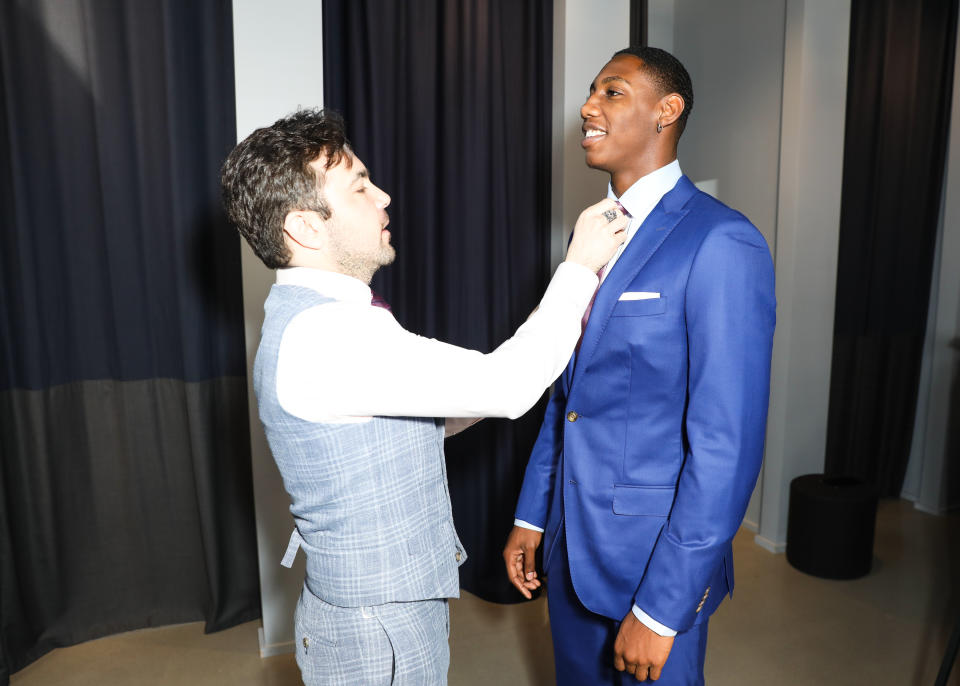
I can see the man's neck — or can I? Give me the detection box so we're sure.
[287,253,374,285]
[609,146,678,197]
[610,157,679,198]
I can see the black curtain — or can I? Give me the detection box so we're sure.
[0,2,259,682]
[323,0,554,602]
[630,0,648,48]
[825,0,959,495]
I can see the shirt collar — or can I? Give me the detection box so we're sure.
[276,267,372,304]
[606,159,683,221]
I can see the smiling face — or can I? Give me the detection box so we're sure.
[312,152,395,283]
[580,54,675,194]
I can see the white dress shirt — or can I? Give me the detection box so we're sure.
[274,261,598,424]
[601,159,682,282]
[514,160,684,637]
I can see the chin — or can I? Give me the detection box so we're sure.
[584,150,613,173]
[379,245,397,266]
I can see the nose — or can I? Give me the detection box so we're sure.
[580,91,601,121]
[372,183,390,209]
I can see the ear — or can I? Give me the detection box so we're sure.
[658,93,686,129]
[283,210,325,251]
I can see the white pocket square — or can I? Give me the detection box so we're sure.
[619,291,660,301]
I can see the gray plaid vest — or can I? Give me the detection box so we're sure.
[253,284,465,606]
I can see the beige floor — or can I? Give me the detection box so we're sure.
[11,499,959,686]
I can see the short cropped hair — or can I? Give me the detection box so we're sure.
[221,108,351,269]
[613,46,694,136]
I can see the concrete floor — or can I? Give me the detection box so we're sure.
[10,499,960,685]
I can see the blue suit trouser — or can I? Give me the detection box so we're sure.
[546,529,708,685]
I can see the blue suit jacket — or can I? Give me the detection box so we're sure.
[515,176,776,632]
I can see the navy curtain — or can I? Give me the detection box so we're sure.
[0,2,259,682]
[825,0,959,495]
[323,0,554,602]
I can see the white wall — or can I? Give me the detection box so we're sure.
[756,0,851,551]
[902,22,960,515]
[232,0,325,657]
[550,0,630,270]
[667,0,785,251]
[647,1,675,55]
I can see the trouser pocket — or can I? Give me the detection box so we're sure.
[293,587,394,685]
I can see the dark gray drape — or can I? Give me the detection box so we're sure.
[0,2,258,682]
[323,0,554,602]
[825,0,959,495]
[630,0,648,47]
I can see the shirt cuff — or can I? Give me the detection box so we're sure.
[632,606,677,637]
[513,519,544,533]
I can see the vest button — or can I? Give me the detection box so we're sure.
[567,411,579,422]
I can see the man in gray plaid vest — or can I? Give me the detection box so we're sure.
[221,108,627,685]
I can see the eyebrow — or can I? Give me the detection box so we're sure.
[589,75,629,91]
[353,169,369,182]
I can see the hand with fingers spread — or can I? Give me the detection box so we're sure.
[564,198,629,273]
[502,526,543,599]
[613,611,675,682]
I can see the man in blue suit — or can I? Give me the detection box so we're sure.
[503,47,776,684]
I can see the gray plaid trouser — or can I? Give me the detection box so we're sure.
[294,586,450,685]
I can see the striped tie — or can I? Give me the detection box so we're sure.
[576,265,604,353]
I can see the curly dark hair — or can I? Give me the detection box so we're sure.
[221,108,351,269]
[613,46,694,136]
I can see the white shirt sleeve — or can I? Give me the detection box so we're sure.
[276,262,597,422]
[632,606,678,637]
[513,519,544,532]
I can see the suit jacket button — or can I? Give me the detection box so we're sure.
[455,552,462,562]
[567,411,578,422]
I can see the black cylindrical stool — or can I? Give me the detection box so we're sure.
[786,474,878,579]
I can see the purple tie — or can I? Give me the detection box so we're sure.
[370,289,392,313]
[576,265,605,353]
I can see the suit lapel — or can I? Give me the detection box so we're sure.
[571,176,698,382]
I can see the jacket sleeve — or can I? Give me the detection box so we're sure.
[633,220,776,632]
[514,377,568,528]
